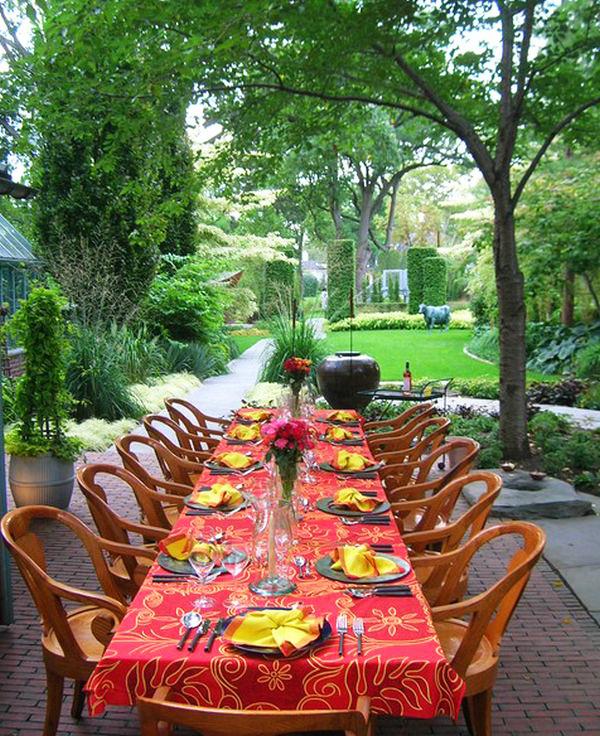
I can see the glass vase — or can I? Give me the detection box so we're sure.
[249,464,297,597]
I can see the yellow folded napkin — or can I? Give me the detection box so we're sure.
[326,426,355,442]
[192,483,243,508]
[158,531,195,561]
[228,423,261,441]
[214,451,254,469]
[223,607,323,656]
[334,449,374,472]
[328,410,357,422]
[333,487,378,512]
[191,542,227,563]
[331,544,400,579]
[238,408,272,422]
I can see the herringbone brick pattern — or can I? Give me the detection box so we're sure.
[1,449,599,735]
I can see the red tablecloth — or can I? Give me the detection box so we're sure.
[87,409,464,719]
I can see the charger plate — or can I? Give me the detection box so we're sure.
[315,553,411,585]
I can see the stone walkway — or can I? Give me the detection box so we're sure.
[1,342,600,735]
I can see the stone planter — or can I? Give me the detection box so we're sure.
[9,454,75,509]
[316,352,380,410]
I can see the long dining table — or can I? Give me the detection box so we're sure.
[86,408,465,720]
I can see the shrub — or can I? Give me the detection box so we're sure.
[302,273,319,297]
[5,286,81,460]
[262,260,296,316]
[387,273,400,302]
[223,286,258,323]
[526,320,600,374]
[575,342,600,381]
[371,277,383,303]
[260,310,328,385]
[422,256,448,306]
[161,339,230,379]
[143,258,226,343]
[129,373,202,413]
[327,239,355,321]
[449,413,502,467]
[577,383,600,410]
[466,327,499,363]
[358,301,407,314]
[66,326,145,421]
[109,323,167,383]
[527,379,586,407]
[329,310,474,331]
[407,246,436,313]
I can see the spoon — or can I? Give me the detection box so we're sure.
[176,611,203,650]
[345,586,412,599]
[293,555,307,578]
[209,531,225,544]
[341,517,362,526]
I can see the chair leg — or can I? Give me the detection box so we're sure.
[44,667,64,736]
[464,688,492,736]
[71,679,86,719]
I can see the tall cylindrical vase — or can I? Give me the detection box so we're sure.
[249,466,297,597]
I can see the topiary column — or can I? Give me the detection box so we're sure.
[407,246,437,313]
[327,238,355,322]
[423,256,448,306]
[262,259,295,316]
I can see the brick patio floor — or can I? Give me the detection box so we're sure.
[1,449,600,736]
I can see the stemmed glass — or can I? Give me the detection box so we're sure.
[222,545,249,611]
[189,551,218,610]
[300,449,317,484]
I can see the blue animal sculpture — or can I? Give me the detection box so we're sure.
[418,303,451,330]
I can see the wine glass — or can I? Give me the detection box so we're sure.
[222,545,248,611]
[301,449,317,484]
[189,551,217,610]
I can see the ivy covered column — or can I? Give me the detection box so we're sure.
[407,246,437,313]
[327,238,355,322]
[423,256,448,306]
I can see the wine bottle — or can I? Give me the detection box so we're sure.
[403,362,412,393]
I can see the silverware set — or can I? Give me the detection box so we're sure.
[341,516,391,526]
[336,614,365,655]
[175,615,227,653]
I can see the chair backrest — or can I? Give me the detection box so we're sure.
[164,397,226,438]
[137,692,372,736]
[381,437,480,502]
[402,471,502,554]
[116,433,205,489]
[413,521,546,677]
[372,416,451,460]
[1,506,128,661]
[143,414,219,459]
[364,402,434,433]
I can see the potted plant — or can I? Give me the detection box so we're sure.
[4,286,81,508]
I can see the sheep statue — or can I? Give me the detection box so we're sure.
[418,303,451,330]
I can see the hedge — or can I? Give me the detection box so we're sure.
[329,309,474,331]
[327,238,355,322]
[407,246,436,313]
[423,256,448,306]
[262,260,295,316]
[302,273,319,297]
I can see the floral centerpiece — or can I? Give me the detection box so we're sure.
[261,416,314,501]
[282,356,312,415]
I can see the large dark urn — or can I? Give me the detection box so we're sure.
[316,352,380,410]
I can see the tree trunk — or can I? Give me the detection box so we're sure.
[493,186,530,460]
[561,267,575,326]
[583,273,600,316]
[385,177,400,247]
[355,188,374,292]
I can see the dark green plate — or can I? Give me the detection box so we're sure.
[318,461,383,475]
[316,497,390,518]
[204,460,263,474]
[156,549,247,576]
[315,553,410,585]
[319,434,364,446]
[223,607,332,657]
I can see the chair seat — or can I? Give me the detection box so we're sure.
[110,554,153,587]
[43,605,118,660]
[434,618,498,687]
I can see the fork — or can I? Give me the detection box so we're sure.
[336,614,348,656]
[353,618,365,655]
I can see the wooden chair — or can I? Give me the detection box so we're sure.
[0,506,138,736]
[369,416,451,463]
[363,401,434,434]
[143,414,219,458]
[77,463,168,597]
[380,437,480,506]
[116,433,206,492]
[137,687,373,736]
[165,396,228,439]
[411,522,546,736]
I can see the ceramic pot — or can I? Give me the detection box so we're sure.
[316,352,380,410]
[9,454,74,509]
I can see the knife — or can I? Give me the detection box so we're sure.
[204,618,226,653]
[188,619,211,652]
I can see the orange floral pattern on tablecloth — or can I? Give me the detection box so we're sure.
[86,410,464,719]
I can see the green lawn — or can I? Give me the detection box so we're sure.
[325,329,548,382]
